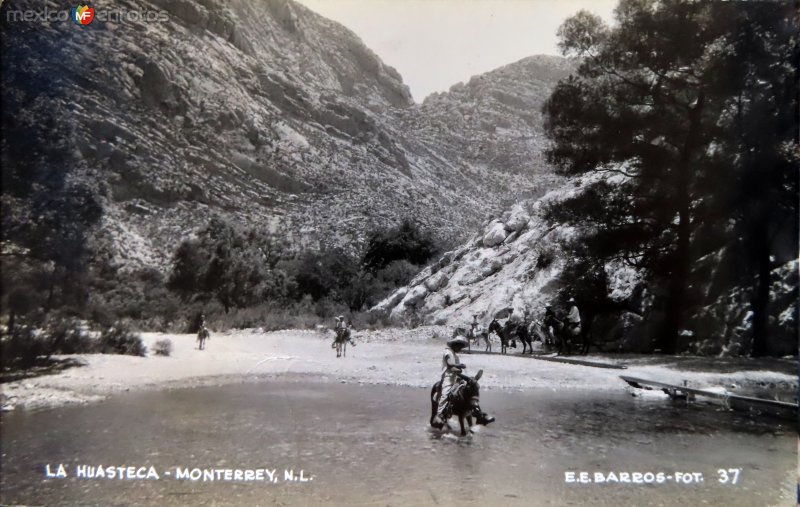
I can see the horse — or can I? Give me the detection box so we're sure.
[543,314,590,355]
[529,319,553,350]
[469,326,492,352]
[454,326,491,353]
[331,329,354,358]
[197,327,210,350]
[500,319,534,354]
[430,369,495,436]
[488,318,518,354]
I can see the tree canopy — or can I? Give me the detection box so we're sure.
[543,0,797,354]
[167,217,293,312]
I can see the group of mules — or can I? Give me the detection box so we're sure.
[452,314,590,356]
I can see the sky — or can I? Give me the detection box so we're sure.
[296,0,618,102]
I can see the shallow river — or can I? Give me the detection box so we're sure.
[1,379,794,506]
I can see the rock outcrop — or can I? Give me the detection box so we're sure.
[373,174,798,355]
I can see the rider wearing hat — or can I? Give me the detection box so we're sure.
[543,304,556,344]
[432,335,469,428]
[334,315,347,334]
[332,316,346,347]
[469,314,480,340]
[566,297,581,332]
[332,316,355,347]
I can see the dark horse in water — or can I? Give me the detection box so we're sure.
[430,369,495,436]
[488,318,536,354]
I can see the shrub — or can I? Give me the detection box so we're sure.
[349,310,390,330]
[0,325,51,369]
[536,247,555,271]
[47,319,94,354]
[362,219,438,271]
[97,324,147,356]
[153,339,173,356]
[215,303,321,331]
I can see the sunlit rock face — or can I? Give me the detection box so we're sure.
[373,173,798,355]
[374,179,588,327]
[2,0,573,271]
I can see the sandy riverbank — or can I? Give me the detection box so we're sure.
[1,327,796,411]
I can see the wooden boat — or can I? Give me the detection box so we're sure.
[620,375,798,420]
[463,350,627,369]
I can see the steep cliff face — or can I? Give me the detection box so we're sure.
[2,0,573,271]
[399,55,575,206]
[372,176,596,327]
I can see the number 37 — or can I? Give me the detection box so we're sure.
[717,468,741,484]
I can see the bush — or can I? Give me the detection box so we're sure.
[47,319,94,354]
[362,219,438,271]
[536,247,555,271]
[153,339,173,356]
[214,303,321,331]
[349,310,390,330]
[97,324,147,356]
[0,325,51,369]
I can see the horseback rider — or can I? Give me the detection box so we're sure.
[542,304,556,345]
[566,297,581,334]
[335,315,347,335]
[333,316,345,346]
[431,336,468,428]
[197,313,210,350]
[469,314,479,338]
[333,316,355,347]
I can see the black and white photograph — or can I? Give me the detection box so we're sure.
[0,0,797,505]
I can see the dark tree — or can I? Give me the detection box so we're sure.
[543,0,797,354]
[708,6,799,356]
[168,217,292,312]
[362,219,437,271]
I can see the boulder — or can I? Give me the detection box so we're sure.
[424,271,449,292]
[482,221,508,247]
[480,258,503,278]
[402,285,428,307]
[375,287,407,313]
[424,292,448,313]
[504,208,530,232]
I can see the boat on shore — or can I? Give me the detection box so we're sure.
[620,375,798,420]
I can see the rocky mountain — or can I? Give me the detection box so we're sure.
[399,55,574,203]
[373,174,798,355]
[2,0,572,271]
